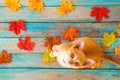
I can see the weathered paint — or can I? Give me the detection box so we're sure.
[0,6,119,22]
[0,0,120,79]
[0,0,120,6]
[0,38,118,53]
[0,22,118,38]
[0,53,119,69]
[0,69,120,80]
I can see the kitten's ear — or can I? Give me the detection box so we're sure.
[74,41,84,50]
[83,58,95,67]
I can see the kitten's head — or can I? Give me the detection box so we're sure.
[50,41,95,69]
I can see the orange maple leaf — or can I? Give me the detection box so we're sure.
[44,36,61,50]
[0,50,12,64]
[28,0,44,13]
[61,27,80,42]
[56,0,74,15]
[115,46,120,59]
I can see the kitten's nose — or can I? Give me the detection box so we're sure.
[69,60,74,64]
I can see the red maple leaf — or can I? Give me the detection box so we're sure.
[44,36,61,50]
[90,6,110,22]
[17,37,35,51]
[61,27,80,42]
[9,20,26,35]
[0,50,12,64]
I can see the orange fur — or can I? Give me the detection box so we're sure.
[50,37,120,69]
[75,38,120,68]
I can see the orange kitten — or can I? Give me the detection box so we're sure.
[50,37,120,69]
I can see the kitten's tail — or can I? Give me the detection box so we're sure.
[101,53,120,67]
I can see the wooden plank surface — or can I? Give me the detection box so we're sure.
[0,38,119,53]
[0,0,120,6]
[0,22,118,38]
[0,69,120,80]
[0,53,119,69]
[0,6,119,22]
[0,0,120,79]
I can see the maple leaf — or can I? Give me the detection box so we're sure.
[4,0,21,11]
[44,36,61,50]
[28,0,44,13]
[115,29,120,36]
[9,20,26,35]
[118,22,120,28]
[114,22,120,36]
[61,27,80,42]
[0,50,12,64]
[17,37,35,51]
[56,0,74,15]
[115,46,120,59]
[90,6,110,21]
[100,32,117,47]
[41,49,56,64]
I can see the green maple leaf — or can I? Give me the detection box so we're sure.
[100,32,117,47]
[115,29,120,36]
[41,49,56,64]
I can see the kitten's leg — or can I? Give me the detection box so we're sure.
[91,60,101,69]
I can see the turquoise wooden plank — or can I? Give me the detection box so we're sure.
[0,0,120,6]
[0,38,45,53]
[0,53,119,69]
[0,22,118,38]
[0,69,120,80]
[0,6,119,22]
[0,38,118,53]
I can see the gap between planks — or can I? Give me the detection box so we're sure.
[0,68,120,70]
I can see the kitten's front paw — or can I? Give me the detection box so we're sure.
[50,52,54,57]
[52,45,59,52]
[91,60,101,69]
[50,51,57,57]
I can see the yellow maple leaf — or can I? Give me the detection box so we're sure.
[100,32,117,47]
[56,0,74,15]
[28,0,44,13]
[114,22,120,36]
[118,22,120,28]
[115,46,120,59]
[4,0,21,11]
[41,49,56,64]
[115,29,120,36]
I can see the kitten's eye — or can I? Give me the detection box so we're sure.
[74,62,79,66]
[70,53,75,59]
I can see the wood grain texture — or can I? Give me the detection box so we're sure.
[0,69,120,80]
[0,22,118,38]
[0,53,119,69]
[0,6,119,22]
[0,0,120,79]
[0,0,120,6]
[0,38,44,53]
[0,38,119,53]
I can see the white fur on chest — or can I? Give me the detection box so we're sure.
[51,50,72,68]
